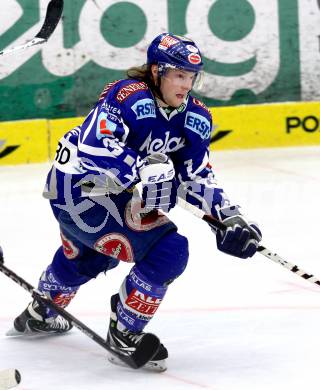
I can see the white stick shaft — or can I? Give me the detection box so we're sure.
[177,198,205,219]
[0,38,45,56]
[258,247,320,286]
[178,198,320,288]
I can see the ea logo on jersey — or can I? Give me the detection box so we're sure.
[185,112,211,140]
[147,169,175,183]
[131,98,156,120]
[96,112,117,140]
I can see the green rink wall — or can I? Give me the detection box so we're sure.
[1,0,320,122]
[1,101,320,166]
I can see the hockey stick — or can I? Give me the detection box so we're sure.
[0,369,21,389]
[178,198,320,287]
[0,248,159,369]
[0,0,64,57]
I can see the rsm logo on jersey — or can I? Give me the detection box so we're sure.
[131,99,156,120]
[185,112,211,140]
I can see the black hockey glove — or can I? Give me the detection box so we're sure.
[139,153,177,213]
[212,208,262,259]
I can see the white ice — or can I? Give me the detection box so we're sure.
[1,146,320,390]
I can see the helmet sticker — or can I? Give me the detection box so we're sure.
[186,45,199,53]
[188,53,202,65]
[147,33,203,73]
[174,35,193,42]
[158,35,179,51]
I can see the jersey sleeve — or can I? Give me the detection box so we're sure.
[77,80,143,191]
[174,104,239,220]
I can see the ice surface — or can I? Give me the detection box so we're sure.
[0,146,320,390]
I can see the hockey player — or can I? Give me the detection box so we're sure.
[13,33,262,370]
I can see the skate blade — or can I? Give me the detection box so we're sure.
[6,328,25,337]
[108,354,167,372]
[6,327,71,339]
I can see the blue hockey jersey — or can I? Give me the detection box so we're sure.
[44,78,232,221]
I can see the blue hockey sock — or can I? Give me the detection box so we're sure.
[37,265,80,319]
[116,266,167,332]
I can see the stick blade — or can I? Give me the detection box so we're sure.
[35,0,64,40]
[0,0,63,56]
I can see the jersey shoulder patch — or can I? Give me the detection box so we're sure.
[190,97,212,118]
[98,79,123,101]
[115,79,150,103]
[184,98,212,141]
[110,79,156,121]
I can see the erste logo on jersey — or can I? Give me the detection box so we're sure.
[96,112,117,140]
[185,112,211,139]
[158,35,179,50]
[116,82,148,103]
[131,98,156,120]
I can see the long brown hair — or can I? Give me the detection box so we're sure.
[126,64,155,89]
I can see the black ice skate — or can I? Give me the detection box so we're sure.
[9,299,72,336]
[106,294,168,372]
